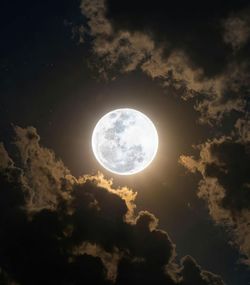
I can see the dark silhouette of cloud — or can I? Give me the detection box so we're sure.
[106,0,249,74]
[179,255,225,285]
[80,0,250,125]
[0,126,225,284]
[180,122,250,265]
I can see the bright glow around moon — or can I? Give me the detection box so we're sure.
[92,108,158,175]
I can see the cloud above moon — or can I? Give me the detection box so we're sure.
[0,126,225,284]
[80,0,250,125]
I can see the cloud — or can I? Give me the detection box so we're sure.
[180,127,250,265]
[81,0,112,37]
[80,0,250,124]
[223,10,250,51]
[73,242,121,281]
[0,143,13,169]
[13,125,73,211]
[234,116,250,143]
[179,255,225,285]
[0,126,225,284]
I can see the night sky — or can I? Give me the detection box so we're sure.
[0,1,250,284]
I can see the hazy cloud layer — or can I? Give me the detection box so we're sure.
[0,126,225,284]
[80,0,250,124]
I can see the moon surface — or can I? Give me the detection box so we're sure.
[92,108,158,175]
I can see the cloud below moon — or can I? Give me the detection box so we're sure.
[0,126,225,284]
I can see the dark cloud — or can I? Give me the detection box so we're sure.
[234,117,250,142]
[0,126,225,284]
[106,0,249,76]
[115,256,176,285]
[222,8,250,51]
[80,0,250,124]
[179,255,225,285]
[180,125,250,265]
[204,140,250,211]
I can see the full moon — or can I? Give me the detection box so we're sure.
[92,108,158,175]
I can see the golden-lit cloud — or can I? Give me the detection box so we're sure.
[80,0,249,125]
[0,126,225,284]
[180,132,250,265]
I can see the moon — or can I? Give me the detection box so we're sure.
[92,108,158,175]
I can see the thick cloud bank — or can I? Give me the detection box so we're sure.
[0,126,224,284]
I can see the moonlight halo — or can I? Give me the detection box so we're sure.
[92,108,158,175]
